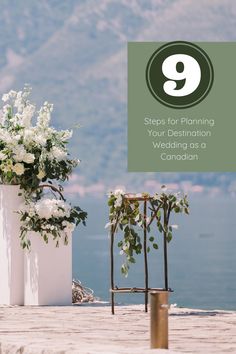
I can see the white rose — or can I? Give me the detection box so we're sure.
[35,199,53,219]
[12,163,24,176]
[23,153,35,164]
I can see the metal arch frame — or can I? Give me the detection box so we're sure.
[110,195,172,315]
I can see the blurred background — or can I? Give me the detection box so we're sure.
[0,0,235,310]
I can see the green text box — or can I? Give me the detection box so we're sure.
[128,42,236,172]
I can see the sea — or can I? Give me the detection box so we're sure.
[72,195,236,311]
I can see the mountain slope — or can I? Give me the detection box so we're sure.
[0,0,236,195]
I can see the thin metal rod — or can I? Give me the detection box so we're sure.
[143,200,148,312]
[32,184,66,201]
[163,204,168,290]
[110,225,115,314]
[111,287,164,293]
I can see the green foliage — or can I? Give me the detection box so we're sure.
[107,186,189,276]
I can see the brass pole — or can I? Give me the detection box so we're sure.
[150,291,169,349]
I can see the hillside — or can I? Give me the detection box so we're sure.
[0,0,236,197]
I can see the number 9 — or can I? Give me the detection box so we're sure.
[162,54,201,97]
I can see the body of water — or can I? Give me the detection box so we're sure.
[72,195,236,310]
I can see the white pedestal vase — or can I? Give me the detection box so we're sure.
[24,232,72,306]
[0,185,24,305]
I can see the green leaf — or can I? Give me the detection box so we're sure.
[108,198,115,206]
[149,236,154,242]
[121,264,129,276]
[153,243,158,250]
[167,232,172,243]
[121,218,128,225]
[124,225,129,232]
[130,218,136,225]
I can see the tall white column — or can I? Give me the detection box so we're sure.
[0,185,24,305]
[24,232,72,305]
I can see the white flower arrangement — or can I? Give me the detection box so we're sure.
[18,191,87,249]
[0,86,87,248]
[0,85,77,190]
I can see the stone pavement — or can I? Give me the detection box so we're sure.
[0,304,235,353]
